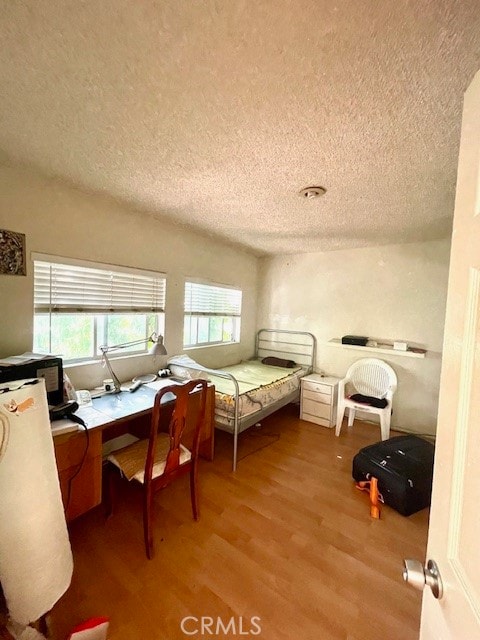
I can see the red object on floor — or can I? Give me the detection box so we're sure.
[356,476,383,519]
[67,618,109,640]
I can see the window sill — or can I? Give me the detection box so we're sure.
[184,342,239,351]
[64,351,154,369]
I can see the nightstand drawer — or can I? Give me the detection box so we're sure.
[302,389,331,404]
[300,413,332,428]
[302,380,332,395]
[302,398,331,419]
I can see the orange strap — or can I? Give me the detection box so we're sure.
[356,477,382,519]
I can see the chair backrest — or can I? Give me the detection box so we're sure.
[145,380,208,481]
[345,358,397,398]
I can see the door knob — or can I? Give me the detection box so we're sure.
[403,558,443,599]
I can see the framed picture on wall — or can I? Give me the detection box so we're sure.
[0,229,26,276]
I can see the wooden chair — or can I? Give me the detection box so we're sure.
[105,380,208,558]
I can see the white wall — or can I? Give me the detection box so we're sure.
[0,164,259,390]
[257,240,451,434]
[0,163,451,434]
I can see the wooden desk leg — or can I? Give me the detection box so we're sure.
[199,386,215,461]
[199,436,214,461]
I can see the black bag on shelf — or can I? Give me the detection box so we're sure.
[352,435,435,516]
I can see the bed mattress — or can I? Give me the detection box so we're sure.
[210,360,305,426]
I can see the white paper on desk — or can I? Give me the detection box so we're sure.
[0,378,73,625]
[146,378,180,391]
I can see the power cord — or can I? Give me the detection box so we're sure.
[238,426,280,462]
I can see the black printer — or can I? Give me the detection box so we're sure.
[0,354,64,405]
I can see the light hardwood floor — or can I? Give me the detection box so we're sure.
[51,405,429,640]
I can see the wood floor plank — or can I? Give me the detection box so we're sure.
[50,405,428,639]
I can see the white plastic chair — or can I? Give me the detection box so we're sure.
[335,358,397,440]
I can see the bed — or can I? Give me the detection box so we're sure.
[168,329,316,470]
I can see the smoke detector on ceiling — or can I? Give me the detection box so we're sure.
[299,186,327,199]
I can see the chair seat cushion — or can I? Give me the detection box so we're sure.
[349,393,388,408]
[107,433,191,483]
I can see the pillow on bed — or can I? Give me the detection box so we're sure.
[167,354,209,380]
[261,356,297,368]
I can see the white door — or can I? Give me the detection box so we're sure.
[419,69,480,637]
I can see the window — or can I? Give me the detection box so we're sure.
[33,255,166,363]
[184,280,242,348]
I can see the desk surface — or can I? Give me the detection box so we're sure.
[51,378,179,437]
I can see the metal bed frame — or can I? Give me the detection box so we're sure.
[174,329,316,471]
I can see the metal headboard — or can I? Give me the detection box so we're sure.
[255,329,316,372]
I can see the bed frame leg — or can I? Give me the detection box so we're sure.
[233,431,238,472]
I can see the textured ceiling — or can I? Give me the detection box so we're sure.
[1,1,480,256]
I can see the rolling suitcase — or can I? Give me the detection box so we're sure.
[352,435,435,516]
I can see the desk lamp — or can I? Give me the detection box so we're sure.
[100,332,167,393]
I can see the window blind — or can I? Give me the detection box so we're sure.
[34,260,166,314]
[184,281,242,316]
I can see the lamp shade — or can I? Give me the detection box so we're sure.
[149,334,167,356]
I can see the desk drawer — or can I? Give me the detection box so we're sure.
[301,398,331,419]
[302,389,331,404]
[302,380,332,395]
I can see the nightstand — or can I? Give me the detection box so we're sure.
[300,374,340,428]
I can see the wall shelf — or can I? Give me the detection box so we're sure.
[327,339,426,359]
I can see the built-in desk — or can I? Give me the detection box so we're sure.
[53,380,215,522]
